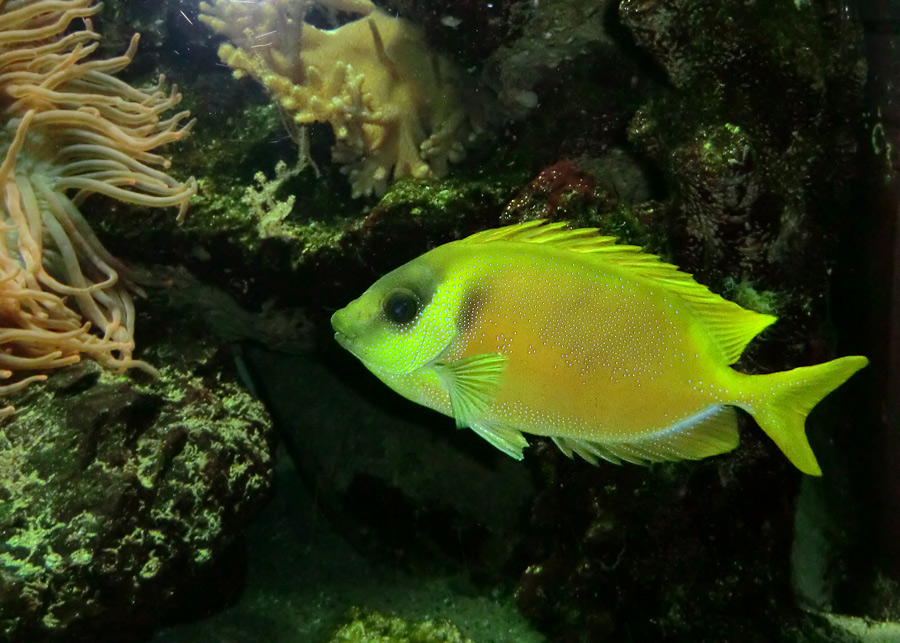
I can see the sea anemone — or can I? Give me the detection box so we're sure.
[0,0,196,413]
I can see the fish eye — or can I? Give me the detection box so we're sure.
[382,288,419,324]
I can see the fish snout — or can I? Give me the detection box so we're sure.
[331,307,351,334]
[331,307,361,352]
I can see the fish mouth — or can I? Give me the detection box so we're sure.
[333,330,365,361]
[331,309,363,358]
[331,310,351,341]
[333,330,352,351]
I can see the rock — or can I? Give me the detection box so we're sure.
[0,300,274,641]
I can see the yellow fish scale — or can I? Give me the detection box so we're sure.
[444,249,737,441]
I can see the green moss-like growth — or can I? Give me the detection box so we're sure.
[377,174,526,222]
[721,277,782,317]
[328,607,474,643]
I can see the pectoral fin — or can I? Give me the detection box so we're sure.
[433,352,506,428]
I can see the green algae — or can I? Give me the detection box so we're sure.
[823,614,900,643]
[377,174,525,222]
[721,277,782,317]
[327,607,475,643]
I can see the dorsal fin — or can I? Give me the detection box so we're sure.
[461,221,776,364]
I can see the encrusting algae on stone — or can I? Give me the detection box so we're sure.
[199,0,485,197]
[332,221,867,476]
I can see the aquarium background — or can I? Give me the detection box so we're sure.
[0,0,898,641]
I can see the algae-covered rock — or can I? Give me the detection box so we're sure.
[327,607,474,643]
[0,303,274,641]
[621,0,865,331]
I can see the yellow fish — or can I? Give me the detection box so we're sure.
[331,221,867,475]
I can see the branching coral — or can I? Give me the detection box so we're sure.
[199,0,484,197]
[0,0,196,413]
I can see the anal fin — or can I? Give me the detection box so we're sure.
[471,420,529,460]
[553,405,740,466]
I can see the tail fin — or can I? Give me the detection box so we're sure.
[739,355,868,476]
